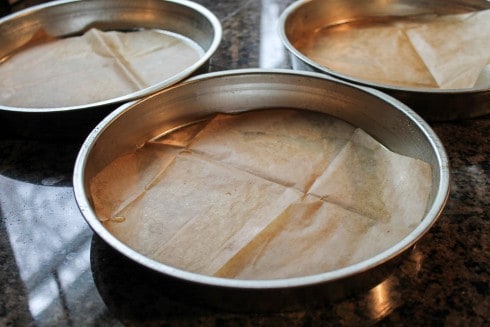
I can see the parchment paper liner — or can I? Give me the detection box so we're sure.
[90,109,432,279]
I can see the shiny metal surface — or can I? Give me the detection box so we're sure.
[73,69,450,311]
[0,0,221,138]
[279,0,490,121]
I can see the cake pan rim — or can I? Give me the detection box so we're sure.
[0,0,222,113]
[278,0,490,94]
[73,68,450,290]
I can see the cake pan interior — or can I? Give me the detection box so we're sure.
[279,0,490,121]
[0,0,221,138]
[73,69,450,311]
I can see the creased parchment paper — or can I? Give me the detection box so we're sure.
[0,28,203,108]
[91,109,432,279]
[298,10,490,89]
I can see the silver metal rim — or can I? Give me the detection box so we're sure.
[73,68,450,290]
[278,0,490,95]
[0,0,222,113]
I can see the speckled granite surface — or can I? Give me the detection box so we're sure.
[0,1,488,326]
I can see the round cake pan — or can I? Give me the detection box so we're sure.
[279,0,490,122]
[0,0,221,139]
[73,69,450,311]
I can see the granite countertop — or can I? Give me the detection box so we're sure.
[0,0,488,326]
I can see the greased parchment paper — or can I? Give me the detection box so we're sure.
[299,10,490,89]
[90,109,432,279]
[0,28,203,108]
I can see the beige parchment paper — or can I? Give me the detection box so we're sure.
[299,10,490,89]
[91,109,433,279]
[0,28,203,107]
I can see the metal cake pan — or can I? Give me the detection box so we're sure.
[279,0,490,122]
[0,0,221,139]
[73,69,450,311]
